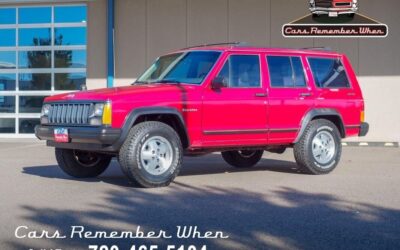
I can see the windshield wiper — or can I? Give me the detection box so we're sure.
[131,80,148,85]
[151,79,182,84]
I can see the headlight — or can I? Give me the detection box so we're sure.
[90,103,105,117]
[40,104,51,124]
[41,104,51,117]
[89,102,112,126]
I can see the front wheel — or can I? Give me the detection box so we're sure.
[347,13,355,18]
[221,150,264,168]
[55,148,112,178]
[118,121,183,188]
[294,119,342,174]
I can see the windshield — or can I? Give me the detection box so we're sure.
[136,51,221,85]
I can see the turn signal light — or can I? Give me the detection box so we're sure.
[102,102,112,126]
[360,111,365,123]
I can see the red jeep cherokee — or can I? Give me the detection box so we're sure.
[35,44,369,188]
[309,0,358,17]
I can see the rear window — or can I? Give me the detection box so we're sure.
[308,57,351,88]
[267,56,306,88]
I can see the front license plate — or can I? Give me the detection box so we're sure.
[329,12,338,17]
[54,128,69,143]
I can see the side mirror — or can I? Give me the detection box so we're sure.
[211,76,227,90]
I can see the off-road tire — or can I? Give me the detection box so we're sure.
[55,148,112,178]
[118,121,183,188]
[221,150,264,168]
[347,13,355,18]
[294,119,342,175]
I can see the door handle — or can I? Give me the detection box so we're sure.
[299,92,312,97]
[255,93,267,97]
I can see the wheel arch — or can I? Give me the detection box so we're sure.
[118,107,190,149]
[295,109,345,143]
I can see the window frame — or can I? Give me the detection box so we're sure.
[306,56,353,89]
[0,4,87,137]
[215,53,263,89]
[266,54,309,89]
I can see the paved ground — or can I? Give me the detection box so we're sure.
[0,141,399,250]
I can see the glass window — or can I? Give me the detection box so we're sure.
[267,56,306,88]
[0,8,16,24]
[164,52,221,84]
[19,7,51,24]
[54,6,87,23]
[19,118,40,134]
[54,27,86,46]
[0,96,15,113]
[0,74,16,91]
[55,50,86,68]
[292,57,306,87]
[19,28,51,47]
[308,58,350,88]
[137,51,220,84]
[216,55,261,88]
[19,73,51,91]
[0,51,16,69]
[138,53,183,82]
[18,51,51,69]
[0,118,15,133]
[55,73,86,90]
[19,96,46,113]
[0,29,16,47]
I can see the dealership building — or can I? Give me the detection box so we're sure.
[0,0,399,143]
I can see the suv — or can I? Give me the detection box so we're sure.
[309,0,358,17]
[35,44,369,188]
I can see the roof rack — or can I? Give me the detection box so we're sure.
[301,47,332,51]
[182,42,247,50]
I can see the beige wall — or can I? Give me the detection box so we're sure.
[86,0,400,142]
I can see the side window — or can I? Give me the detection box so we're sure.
[215,55,261,88]
[267,56,306,88]
[308,57,350,88]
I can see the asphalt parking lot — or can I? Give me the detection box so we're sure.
[0,141,399,250]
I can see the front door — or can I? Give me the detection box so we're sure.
[202,53,268,147]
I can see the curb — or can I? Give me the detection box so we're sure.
[341,142,399,147]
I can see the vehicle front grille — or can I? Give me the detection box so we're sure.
[48,103,93,125]
[315,0,333,8]
[335,2,352,7]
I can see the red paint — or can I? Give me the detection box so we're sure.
[45,46,365,149]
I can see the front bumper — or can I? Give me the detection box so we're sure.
[359,122,369,137]
[310,7,358,15]
[35,125,122,152]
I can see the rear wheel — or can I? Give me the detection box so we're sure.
[294,119,342,174]
[221,150,264,168]
[55,148,112,178]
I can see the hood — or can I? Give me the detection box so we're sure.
[44,83,193,102]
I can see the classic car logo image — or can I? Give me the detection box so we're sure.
[309,0,358,18]
[283,0,388,38]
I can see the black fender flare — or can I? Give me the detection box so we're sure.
[113,107,189,149]
[294,108,345,143]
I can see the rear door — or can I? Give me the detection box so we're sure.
[265,53,315,143]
